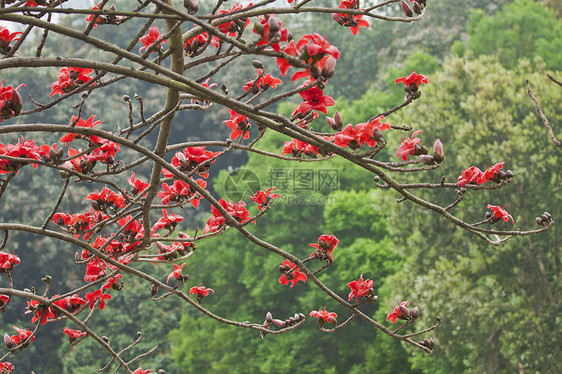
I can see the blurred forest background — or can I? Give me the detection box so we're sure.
[0,0,560,373]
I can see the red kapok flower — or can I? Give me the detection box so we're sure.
[63,327,86,343]
[243,69,282,93]
[0,294,10,309]
[224,109,251,140]
[85,289,112,310]
[396,130,422,161]
[0,361,14,372]
[133,369,156,374]
[50,67,93,97]
[0,26,22,54]
[5,326,34,347]
[101,274,123,291]
[0,251,20,273]
[332,1,370,36]
[250,187,279,210]
[309,234,340,261]
[387,301,408,323]
[278,259,307,287]
[129,172,149,196]
[60,115,102,145]
[478,162,505,184]
[309,307,337,323]
[293,80,335,115]
[0,80,25,121]
[347,274,374,302]
[395,70,429,89]
[139,26,166,54]
[190,284,214,303]
[152,209,184,232]
[487,204,514,223]
[457,166,483,188]
[167,263,187,284]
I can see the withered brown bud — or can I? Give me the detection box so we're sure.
[505,170,514,178]
[299,313,305,320]
[498,170,506,179]
[536,217,543,225]
[151,284,158,298]
[414,143,422,156]
[184,0,199,14]
[485,211,492,220]
[102,336,109,343]
[543,212,552,220]
[122,95,130,101]
[372,128,384,142]
[540,214,549,222]
[373,175,380,183]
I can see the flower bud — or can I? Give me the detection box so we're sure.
[4,334,14,349]
[151,284,158,298]
[252,60,264,69]
[505,170,513,178]
[266,312,273,323]
[543,212,552,220]
[321,56,337,79]
[331,13,344,25]
[334,111,343,131]
[102,336,109,343]
[268,16,280,34]
[401,0,413,17]
[535,217,543,225]
[399,304,411,319]
[419,155,434,165]
[411,306,419,319]
[272,319,285,327]
[540,214,549,222]
[413,1,422,14]
[326,116,337,131]
[485,211,492,219]
[372,128,384,141]
[498,170,506,179]
[433,139,444,163]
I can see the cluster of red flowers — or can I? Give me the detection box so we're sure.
[331,0,370,35]
[26,294,87,325]
[0,137,41,174]
[254,14,288,51]
[129,172,149,196]
[0,251,20,273]
[4,326,34,349]
[278,259,307,287]
[84,187,126,212]
[203,199,253,233]
[243,69,282,94]
[163,146,220,179]
[457,162,506,188]
[0,79,25,121]
[0,361,14,372]
[50,67,93,97]
[334,116,391,150]
[52,209,107,240]
[217,3,252,36]
[153,232,195,261]
[309,234,340,262]
[282,138,321,158]
[167,263,187,283]
[152,209,184,233]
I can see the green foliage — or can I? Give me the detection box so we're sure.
[380,55,562,373]
[467,0,562,70]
